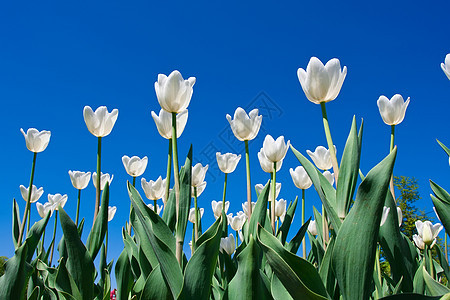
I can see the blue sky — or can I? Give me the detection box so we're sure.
[1,0,449,286]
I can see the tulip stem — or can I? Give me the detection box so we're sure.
[271,162,277,235]
[194,187,199,243]
[49,210,58,266]
[302,189,306,259]
[445,233,448,263]
[222,173,228,208]
[276,217,279,233]
[320,102,339,184]
[165,139,172,204]
[245,140,252,220]
[18,152,37,247]
[153,200,158,213]
[322,204,327,250]
[376,245,382,296]
[75,189,81,226]
[172,112,182,265]
[389,125,396,201]
[94,137,102,221]
[427,244,435,279]
[235,230,239,248]
[132,176,136,187]
[105,229,109,259]
[127,176,136,236]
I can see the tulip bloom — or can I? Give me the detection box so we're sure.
[36,202,53,218]
[307,146,335,171]
[308,220,318,236]
[262,135,290,164]
[290,166,312,190]
[226,107,262,142]
[92,172,114,190]
[397,207,403,227]
[108,206,117,222]
[377,94,410,126]
[48,194,68,211]
[297,57,347,104]
[122,155,148,178]
[147,203,163,215]
[258,149,283,173]
[212,200,229,219]
[322,171,335,186]
[242,201,256,218]
[68,171,91,190]
[415,220,443,246]
[274,199,287,218]
[227,211,247,232]
[192,163,209,187]
[151,109,188,139]
[83,106,119,138]
[188,207,204,223]
[255,182,281,202]
[380,206,390,227]
[413,234,426,250]
[141,176,166,200]
[155,70,196,113]
[216,152,241,174]
[220,234,236,255]
[192,181,207,197]
[20,128,51,153]
[441,53,450,80]
[20,185,44,203]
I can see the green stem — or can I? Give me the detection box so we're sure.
[194,187,199,243]
[127,176,136,236]
[222,173,228,207]
[49,210,58,266]
[18,152,37,246]
[172,112,182,265]
[245,140,252,219]
[153,200,158,213]
[235,230,239,248]
[376,245,382,296]
[302,189,306,259]
[76,189,81,226]
[389,125,396,201]
[322,204,327,250]
[94,137,102,220]
[276,217,279,233]
[428,245,435,279]
[132,176,136,187]
[445,233,448,263]
[271,162,277,234]
[105,229,109,259]
[320,102,339,184]
[165,139,172,203]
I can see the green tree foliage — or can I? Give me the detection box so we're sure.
[0,256,7,276]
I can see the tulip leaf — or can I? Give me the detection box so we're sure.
[176,146,192,245]
[336,116,361,219]
[379,191,415,292]
[0,244,33,299]
[423,267,450,296]
[286,218,310,254]
[277,196,298,245]
[181,214,223,299]
[246,180,270,242]
[257,225,329,299]
[319,237,336,296]
[128,181,183,299]
[430,180,450,234]
[55,258,82,299]
[58,207,95,300]
[290,145,341,232]
[437,139,450,157]
[86,182,109,261]
[331,148,397,300]
[27,286,40,300]
[162,189,176,232]
[435,245,450,283]
[115,248,133,300]
[271,273,294,300]
[139,264,171,300]
[12,198,20,249]
[379,294,442,300]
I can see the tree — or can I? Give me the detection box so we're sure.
[0,256,7,276]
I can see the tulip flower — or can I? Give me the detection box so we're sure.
[155,70,196,114]
[141,176,166,201]
[68,171,91,190]
[397,207,403,227]
[323,171,335,186]
[20,185,44,203]
[151,109,189,139]
[377,94,410,126]
[188,207,204,223]
[216,152,241,174]
[290,166,312,190]
[220,234,236,255]
[122,155,148,179]
[415,220,443,246]
[36,202,53,218]
[92,172,114,190]
[242,201,256,218]
[192,181,207,197]
[147,203,163,215]
[255,182,281,202]
[274,199,287,218]
[380,206,390,227]
[48,194,68,211]
[192,163,209,187]
[258,149,283,173]
[262,135,290,164]
[441,53,450,80]
[297,57,347,105]
[308,220,318,236]
[108,206,117,222]
[20,128,51,153]
[226,107,263,219]
[307,146,336,171]
[83,106,119,138]
[413,234,426,250]
[227,211,247,232]
[212,200,229,219]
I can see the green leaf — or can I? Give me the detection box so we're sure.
[176,146,192,244]
[435,246,450,283]
[246,180,270,242]
[181,215,223,299]
[379,294,442,299]
[12,199,20,249]
[286,218,310,255]
[115,248,133,300]
[336,116,361,219]
[55,258,82,299]
[430,181,450,234]
[27,286,40,300]
[277,196,298,245]
[437,139,450,157]
[271,273,294,300]
[290,145,341,232]
[423,267,450,296]
[257,225,329,299]
[139,265,172,300]
[319,237,336,297]
[86,182,109,261]
[331,148,397,300]
[162,189,176,232]
[58,207,95,300]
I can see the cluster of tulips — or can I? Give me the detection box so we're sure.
[2,54,450,300]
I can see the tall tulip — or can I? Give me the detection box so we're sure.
[212,200,230,219]
[258,149,282,173]
[306,146,335,171]
[36,202,53,218]
[47,193,68,266]
[92,172,114,190]
[83,105,118,220]
[69,171,91,225]
[20,185,44,204]
[441,53,450,80]
[216,152,241,212]
[122,155,148,182]
[141,177,166,201]
[415,220,443,278]
[226,107,263,219]
[151,109,188,139]
[220,234,236,256]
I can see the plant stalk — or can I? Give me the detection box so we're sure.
[245,140,252,219]
[76,189,81,226]
[222,173,228,207]
[302,189,306,259]
[18,152,37,246]
[389,125,396,201]
[194,187,199,243]
[94,137,102,220]
[271,162,277,234]
[172,112,182,265]
[165,139,172,203]
[49,210,58,266]
[320,102,339,184]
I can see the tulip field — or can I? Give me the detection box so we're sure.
[2,55,450,300]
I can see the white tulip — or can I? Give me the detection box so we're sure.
[413,234,426,250]
[441,54,450,80]
[377,94,410,126]
[322,171,335,186]
[307,146,336,170]
[122,155,148,177]
[192,163,208,187]
[147,203,163,216]
[92,172,114,190]
[155,70,196,113]
[192,181,207,197]
[380,206,390,227]
[397,207,403,227]
[255,182,281,202]
[83,106,118,137]
[262,135,290,163]
[188,207,204,223]
[151,109,188,139]
[242,201,256,218]
[258,149,282,173]
[227,211,247,231]
[36,202,53,218]
[108,206,117,221]
[216,152,241,174]
[275,199,287,218]
[212,200,229,219]
[141,176,166,200]
[48,194,68,211]
[297,57,347,104]
[415,220,443,246]
[308,220,318,236]
[68,171,91,190]
[20,185,44,203]
[220,234,236,255]
[226,107,262,141]
[289,166,312,190]
[20,128,51,153]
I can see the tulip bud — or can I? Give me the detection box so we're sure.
[92,172,113,190]
[289,166,312,190]
[151,109,188,139]
[192,163,208,187]
[20,185,44,203]
[397,207,403,227]
[220,234,236,255]
[48,193,68,211]
[122,155,148,177]
[154,70,196,113]
[226,107,262,141]
[308,220,318,236]
[307,146,336,171]
[68,171,91,190]
[274,199,287,218]
[141,176,166,200]
[441,53,450,80]
[377,94,410,126]
[380,206,390,227]
[227,211,247,231]
[258,149,282,173]
[262,135,290,163]
[212,200,229,219]
[216,152,241,174]
[83,106,118,137]
[108,206,117,222]
[20,128,51,153]
[188,207,204,223]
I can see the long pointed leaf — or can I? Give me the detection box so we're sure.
[86,182,109,261]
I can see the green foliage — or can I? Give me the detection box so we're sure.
[0,256,7,277]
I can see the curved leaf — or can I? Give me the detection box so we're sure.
[86,182,109,261]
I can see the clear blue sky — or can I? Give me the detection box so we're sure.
[1,0,449,286]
